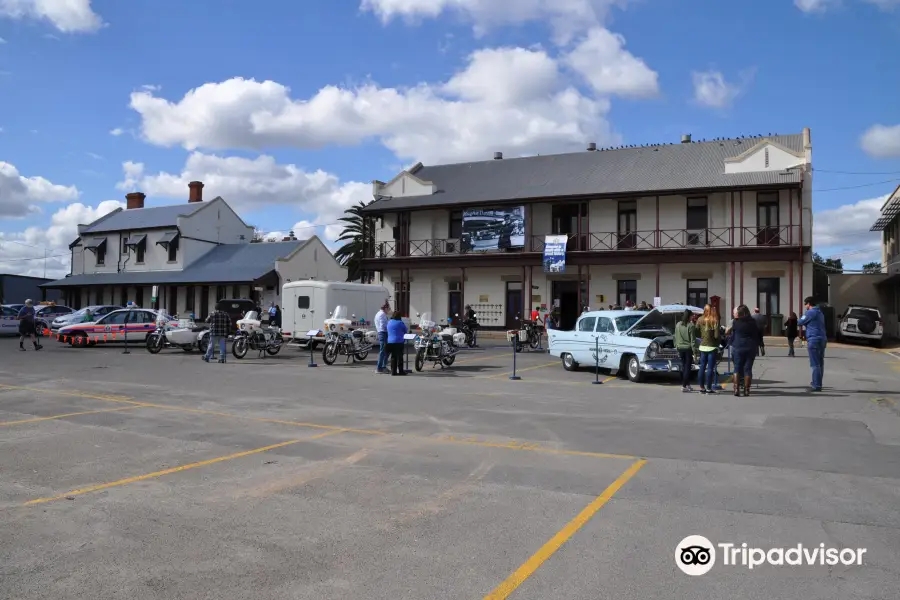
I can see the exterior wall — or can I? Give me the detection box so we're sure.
[828,274,895,339]
[379,172,436,197]
[275,238,347,284]
[179,199,254,246]
[724,143,805,174]
[0,275,60,304]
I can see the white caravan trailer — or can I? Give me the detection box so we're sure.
[281,281,391,348]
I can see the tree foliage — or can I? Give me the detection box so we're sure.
[862,261,882,274]
[812,252,843,273]
[334,201,374,282]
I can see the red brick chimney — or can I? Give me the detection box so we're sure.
[188,181,204,203]
[125,192,145,210]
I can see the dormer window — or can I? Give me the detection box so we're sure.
[83,238,107,266]
[124,234,147,264]
[156,231,180,263]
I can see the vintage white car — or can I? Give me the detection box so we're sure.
[547,304,705,382]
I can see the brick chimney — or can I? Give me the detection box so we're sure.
[125,192,145,210]
[188,181,204,203]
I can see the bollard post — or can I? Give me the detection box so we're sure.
[306,330,319,367]
[509,332,521,380]
[403,332,416,374]
[592,336,602,384]
[122,313,130,355]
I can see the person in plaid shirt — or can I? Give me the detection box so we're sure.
[203,307,232,363]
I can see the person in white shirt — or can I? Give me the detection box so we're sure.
[374,301,391,374]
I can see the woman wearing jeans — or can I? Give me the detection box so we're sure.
[726,305,759,396]
[696,304,720,394]
[674,309,699,393]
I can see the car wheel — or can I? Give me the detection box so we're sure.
[626,355,644,383]
[561,353,578,371]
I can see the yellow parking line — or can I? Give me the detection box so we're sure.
[25,429,344,505]
[484,459,647,599]
[0,383,385,437]
[435,435,635,460]
[481,361,559,379]
[454,352,509,365]
[0,406,138,427]
[602,375,618,383]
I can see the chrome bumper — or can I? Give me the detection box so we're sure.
[641,358,699,373]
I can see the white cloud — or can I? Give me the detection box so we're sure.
[813,195,886,266]
[794,0,839,12]
[360,0,628,43]
[0,200,123,278]
[109,127,124,136]
[691,70,746,109]
[116,152,371,243]
[128,46,620,164]
[564,28,659,98]
[860,124,900,158]
[0,0,104,33]
[0,160,80,218]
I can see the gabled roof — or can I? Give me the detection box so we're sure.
[80,201,207,234]
[871,184,900,232]
[364,133,805,213]
[41,241,306,288]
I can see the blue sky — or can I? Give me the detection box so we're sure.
[1,0,899,278]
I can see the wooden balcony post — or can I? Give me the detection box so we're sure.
[655,196,660,248]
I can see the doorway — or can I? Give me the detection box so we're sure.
[617,200,637,249]
[505,282,523,329]
[756,277,780,335]
[448,281,462,324]
[756,192,780,246]
[551,203,588,251]
[551,280,579,330]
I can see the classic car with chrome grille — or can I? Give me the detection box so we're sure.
[547,305,706,382]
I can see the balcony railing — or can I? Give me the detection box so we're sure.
[366,225,801,259]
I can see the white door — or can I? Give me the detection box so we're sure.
[574,316,597,363]
[1,307,19,335]
[295,289,312,336]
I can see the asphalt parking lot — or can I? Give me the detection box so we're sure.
[1,334,899,599]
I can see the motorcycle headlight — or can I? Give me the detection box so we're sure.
[647,341,659,359]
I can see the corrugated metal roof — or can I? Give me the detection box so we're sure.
[42,241,305,288]
[364,134,805,212]
[81,202,206,233]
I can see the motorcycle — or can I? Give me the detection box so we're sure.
[506,314,541,352]
[414,313,465,371]
[453,313,479,348]
[321,305,376,365]
[146,312,209,354]
[232,310,284,359]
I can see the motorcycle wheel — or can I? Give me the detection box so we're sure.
[266,343,282,356]
[442,354,456,366]
[198,335,209,355]
[355,349,369,361]
[232,337,249,359]
[414,349,426,372]
[322,341,338,365]
[466,334,476,348]
[146,333,163,354]
[528,333,540,349]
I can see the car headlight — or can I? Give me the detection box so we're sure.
[647,341,659,359]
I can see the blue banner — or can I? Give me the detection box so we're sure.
[543,235,567,273]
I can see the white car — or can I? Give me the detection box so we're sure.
[836,305,883,347]
[1,305,20,336]
[57,308,159,347]
[547,304,705,382]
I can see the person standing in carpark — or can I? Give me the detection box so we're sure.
[387,310,408,376]
[696,304,720,394]
[271,304,282,329]
[785,312,799,357]
[752,307,767,356]
[798,296,827,392]
[203,305,231,363]
[16,299,42,352]
[727,305,759,396]
[81,308,94,323]
[374,301,390,374]
[675,309,699,393]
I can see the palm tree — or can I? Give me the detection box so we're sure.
[334,201,373,282]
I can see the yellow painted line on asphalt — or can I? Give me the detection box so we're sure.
[0,406,138,427]
[454,352,511,365]
[0,383,385,437]
[483,458,647,599]
[434,435,635,460]
[25,429,344,505]
[481,361,559,380]
[602,375,618,383]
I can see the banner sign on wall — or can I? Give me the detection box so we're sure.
[543,235,568,273]
[461,206,525,251]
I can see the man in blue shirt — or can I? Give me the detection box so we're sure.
[17,299,42,351]
[798,296,826,392]
[374,301,390,374]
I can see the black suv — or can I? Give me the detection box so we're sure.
[214,299,260,330]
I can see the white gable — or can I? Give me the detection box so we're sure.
[724,141,805,174]
[378,170,436,198]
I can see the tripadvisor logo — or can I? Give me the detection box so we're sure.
[675,535,867,576]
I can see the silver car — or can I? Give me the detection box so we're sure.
[51,305,122,333]
[33,304,74,336]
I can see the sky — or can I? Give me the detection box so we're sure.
[1,0,899,279]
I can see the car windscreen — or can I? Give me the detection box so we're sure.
[847,308,879,321]
[626,310,681,336]
[614,314,645,332]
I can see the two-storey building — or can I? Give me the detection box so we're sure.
[43,181,345,318]
[870,185,900,338]
[361,130,814,332]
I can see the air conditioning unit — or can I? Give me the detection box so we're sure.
[686,230,705,246]
[446,241,456,253]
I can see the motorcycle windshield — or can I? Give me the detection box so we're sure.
[331,306,349,320]
[420,313,435,329]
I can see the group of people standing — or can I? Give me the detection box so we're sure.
[374,302,409,375]
[674,296,828,396]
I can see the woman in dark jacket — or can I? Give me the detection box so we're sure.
[784,312,799,357]
[726,305,759,396]
[386,311,408,376]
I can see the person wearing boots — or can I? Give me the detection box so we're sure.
[17,299,42,351]
[785,312,799,357]
[203,305,231,363]
[675,309,699,392]
[726,305,758,396]
[387,310,408,376]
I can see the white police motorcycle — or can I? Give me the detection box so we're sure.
[321,306,376,365]
[146,311,207,354]
[232,310,283,359]
[413,313,465,371]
